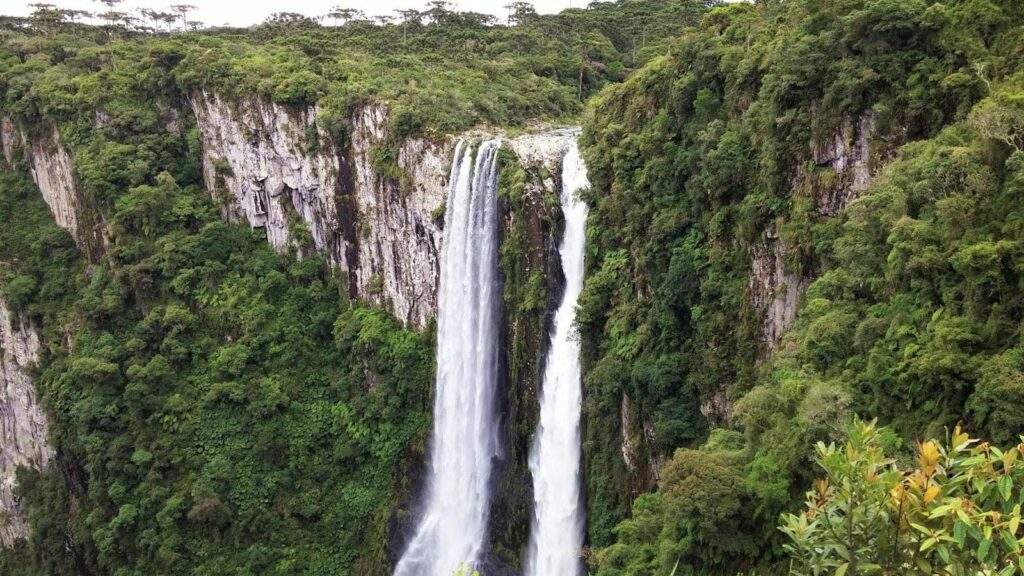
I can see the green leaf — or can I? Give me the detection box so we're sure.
[978,537,992,561]
[956,508,972,524]
[835,562,849,576]
[1002,529,1021,552]
[1000,475,1013,501]
[954,520,967,547]
[921,537,938,551]
[911,522,932,535]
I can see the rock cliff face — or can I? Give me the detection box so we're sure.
[192,93,584,331]
[811,111,881,217]
[348,105,450,327]
[1,116,103,257]
[191,94,450,327]
[749,112,893,355]
[749,226,812,355]
[0,297,53,548]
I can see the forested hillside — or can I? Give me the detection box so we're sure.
[0,2,710,575]
[578,0,1024,573]
[2,0,1024,575]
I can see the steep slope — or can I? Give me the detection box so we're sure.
[0,4,643,571]
[1,117,105,257]
[578,0,1024,573]
[191,96,451,327]
[0,295,52,547]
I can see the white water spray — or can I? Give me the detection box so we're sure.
[394,140,503,576]
[526,138,589,576]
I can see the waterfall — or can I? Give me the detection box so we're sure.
[395,139,503,576]
[526,138,589,576]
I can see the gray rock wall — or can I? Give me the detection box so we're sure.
[0,297,53,547]
[1,115,104,256]
[749,111,893,354]
[191,93,581,328]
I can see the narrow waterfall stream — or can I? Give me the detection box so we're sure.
[394,140,504,576]
[526,138,590,576]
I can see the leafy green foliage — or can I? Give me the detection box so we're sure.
[0,3,724,572]
[782,420,1024,575]
[581,0,1024,572]
[0,165,436,575]
[1,1,712,139]
[0,18,443,576]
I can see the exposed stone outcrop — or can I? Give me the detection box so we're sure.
[191,94,450,328]
[348,105,450,327]
[0,297,53,547]
[750,111,892,353]
[619,393,660,492]
[192,92,588,330]
[1,116,103,257]
[190,93,353,260]
[811,111,880,217]
[749,226,812,355]
[506,128,577,168]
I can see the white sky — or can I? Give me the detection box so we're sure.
[0,0,595,27]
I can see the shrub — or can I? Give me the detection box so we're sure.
[781,420,1024,575]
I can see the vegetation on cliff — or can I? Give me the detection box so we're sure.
[1,0,711,138]
[4,0,1024,574]
[0,1,720,573]
[0,121,436,576]
[579,0,1024,573]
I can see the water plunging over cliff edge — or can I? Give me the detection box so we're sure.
[394,139,503,576]
[526,138,589,576]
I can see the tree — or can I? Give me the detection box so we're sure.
[139,9,178,32]
[94,0,133,34]
[262,12,317,28]
[99,10,136,32]
[325,6,365,25]
[170,4,196,31]
[27,3,62,35]
[425,0,454,27]
[395,8,423,42]
[26,3,92,34]
[505,1,537,26]
[970,90,1024,152]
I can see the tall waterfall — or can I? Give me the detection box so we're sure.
[526,138,590,576]
[394,139,503,576]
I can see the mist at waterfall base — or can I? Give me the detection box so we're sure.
[393,140,503,576]
[525,140,589,576]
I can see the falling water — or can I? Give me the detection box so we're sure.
[526,138,590,576]
[394,139,503,576]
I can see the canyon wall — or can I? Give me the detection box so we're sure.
[191,93,580,330]
[2,95,582,557]
[749,111,895,358]
[1,116,104,257]
[0,296,53,547]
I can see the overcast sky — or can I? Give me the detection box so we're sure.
[2,0,598,27]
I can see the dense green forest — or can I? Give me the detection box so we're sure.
[2,0,1024,574]
[579,0,1024,573]
[0,1,709,575]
